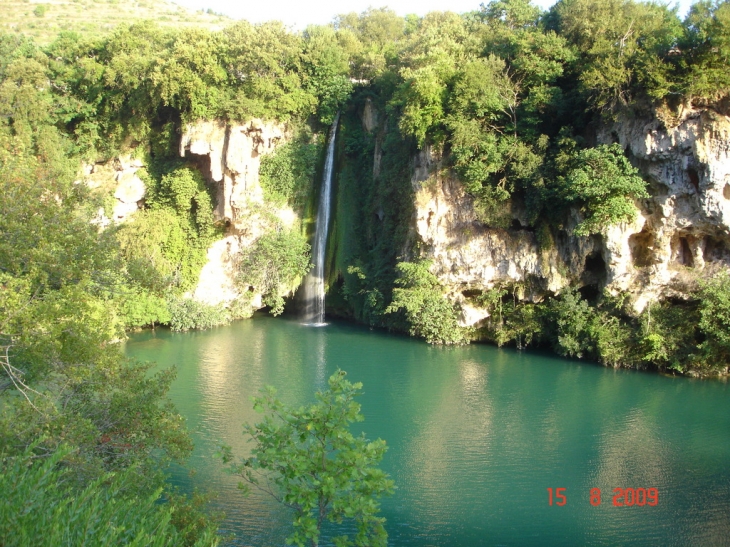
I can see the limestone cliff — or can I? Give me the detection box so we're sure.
[598,108,730,310]
[411,151,596,327]
[84,155,146,227]
[179,119,297,309]
[84,120,298,313]
[409,106,730,325]
[179,119,286,223]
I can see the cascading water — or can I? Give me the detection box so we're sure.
[302,113,339,325]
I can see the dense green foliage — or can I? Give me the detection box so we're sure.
[237,227,312,316]
[376,0,730,229]
[462,277,730,375]
[329,90,415,331]
[114,164,220,328]
[557,144,649,236]
[167,297,230,331]
[0,444,219,547]
[697,272,730,364]
[0,19,227,544]
[260,137,323,209]
[0,151,220,543]
[385,261,468,344]
[223,370,394,547]
[474,284,544,348]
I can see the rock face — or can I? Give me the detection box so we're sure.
[180,119,297,309]
[113,169,146,222]
[598,108,730,311]
[84,155,146,227]
[410,106,730,324]
[191,236,245,307]
[362,97,379,134]
[412,156,596,327]
[180,119,286,223]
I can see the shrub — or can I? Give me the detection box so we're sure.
[259,138,321,210]
[237,228,311,316]
[546,288,596,358]
[167,297,229,331]
[0,444,220,547]
[697,271,730,370]
[477,287,544,349]
[559,144,648,236]
[592,312,637,367]
[385,261,468,344]
[223,370,393,547]
[116,209,206,293]
[117,287,171,328]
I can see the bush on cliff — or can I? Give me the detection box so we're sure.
[386,261,468,345]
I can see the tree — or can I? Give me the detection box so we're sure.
[236,226,312,316]
[683,0,730,100]
[333,7,405,80]
[301,25,353,123]
[223,370,394,547]
[385,261,468,345]
[0,58,223,531]
[697,271,730,368]
[558,143,648,236]
[555,0,683,110]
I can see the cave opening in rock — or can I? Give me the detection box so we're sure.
[578,284,600,303]
[584,252,606,277]
[677,236,694,267]
[687,168,700,192]
[703,236,728,263]
[629,228,656,267]
[189,153,213,183]
[581,252,607,296]
[510,219,535,232]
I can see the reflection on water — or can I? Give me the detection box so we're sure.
[127,315,730,546]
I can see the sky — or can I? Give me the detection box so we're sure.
[172,0,696,29]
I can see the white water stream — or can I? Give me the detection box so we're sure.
[302,114,339,325]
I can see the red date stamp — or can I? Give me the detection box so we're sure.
[607,487,658,506]
[547,487,567,506]
[547,487,659,506]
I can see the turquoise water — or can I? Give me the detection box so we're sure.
[126,315,730,546]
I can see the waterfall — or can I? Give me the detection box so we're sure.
[302,113,339,325]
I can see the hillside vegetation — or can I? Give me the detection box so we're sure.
[0,0,229,44]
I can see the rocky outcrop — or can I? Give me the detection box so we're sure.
[180,119,287,224]
[180,119,298,309]
[597,108,730,310]
[191,236,246,307]
[362,98,378,134]
[411,155,596,327]
[410,106,730,323]
[84,155,146,227]
[84,120,299,312]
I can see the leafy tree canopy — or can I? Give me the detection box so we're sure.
[558,143,648,236]
[223,370,394,547]
[385,261,468,344]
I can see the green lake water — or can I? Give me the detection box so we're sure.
[126,315,730,546]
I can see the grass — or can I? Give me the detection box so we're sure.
[0,0,232,44]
